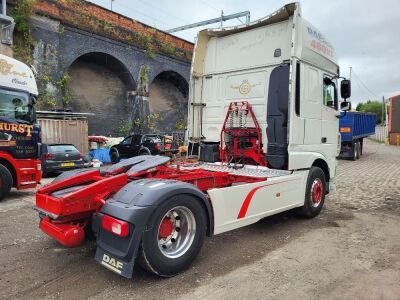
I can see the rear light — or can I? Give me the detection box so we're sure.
[101,215,129,237]
[340,127,351,133]
[165,143,171,150]
[44,153,55,160]
[79,152,83,159]
[155,143,161,151]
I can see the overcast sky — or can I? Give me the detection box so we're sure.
[89,0,400,105]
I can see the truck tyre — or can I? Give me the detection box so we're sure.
[137,194,207,277]
[356,141,362,159]
[110,148,120,164]
[0,164,13,200]
[351,143,357,161]
[296,167,326,218]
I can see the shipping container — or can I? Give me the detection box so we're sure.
[38,118,88,154]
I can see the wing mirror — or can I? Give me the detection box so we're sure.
[340,101,351,111]
[340,79,351,100]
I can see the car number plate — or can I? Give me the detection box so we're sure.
[61,162,75,167]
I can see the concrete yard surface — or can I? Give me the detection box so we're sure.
[0,139,399,299]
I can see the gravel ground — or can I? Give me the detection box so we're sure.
[0,139,399,299]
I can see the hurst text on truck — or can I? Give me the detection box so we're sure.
[0,54,41,199]
[35,2,351,278]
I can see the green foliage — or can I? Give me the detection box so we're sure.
[356,100,387,123]
[160,43,176,56]
[136,33,156,59]
[58,25,65,35]
[36,91,57,109]
[57,72,72,107]
[11,0,37,64]
[100,19,114,34]
[12,0,36,34]
[133,118,142,127]
[139,66,150,96]
[114,120,132,137]
[175,118,185,130]
[147,112,160,133]
[36,73,56,109]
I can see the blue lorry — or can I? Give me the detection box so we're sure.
[339,112,376,160]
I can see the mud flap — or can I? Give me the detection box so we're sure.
[95,248,136,278]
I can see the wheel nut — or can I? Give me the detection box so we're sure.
[171,238,176,243]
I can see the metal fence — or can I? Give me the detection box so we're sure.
[370,125,388,142]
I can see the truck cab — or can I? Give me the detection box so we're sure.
[188,2,351,191]
[0,54,41,199]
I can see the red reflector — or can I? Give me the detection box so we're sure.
[101,215,129,237]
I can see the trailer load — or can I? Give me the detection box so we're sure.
[35,2,351,279]
[339,112,376,160]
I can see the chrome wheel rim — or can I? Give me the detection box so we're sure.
[157,206,196,258]
[311,178,323,207]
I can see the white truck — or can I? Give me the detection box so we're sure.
[35,2,351,278]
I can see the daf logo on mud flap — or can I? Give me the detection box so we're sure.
[101,254,124,274]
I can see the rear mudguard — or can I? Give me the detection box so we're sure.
[93,179,213,278]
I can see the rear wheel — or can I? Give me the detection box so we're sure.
[0,164,13,200]
[297,167,326,218]
[351,142,358,161]
[110,148,120,164]
[138,195,207,277]
[356,141,362,158]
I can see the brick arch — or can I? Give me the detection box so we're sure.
[66,52,137,136]
[63,50,137,89]
[147,70,189,132]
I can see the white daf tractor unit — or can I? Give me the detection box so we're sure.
[35,2,351,278]
[187,2,351,234]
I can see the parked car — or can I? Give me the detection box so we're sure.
[41,144,84,176]
[109,134,179,164]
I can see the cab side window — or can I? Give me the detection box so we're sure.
[323,77,336,108]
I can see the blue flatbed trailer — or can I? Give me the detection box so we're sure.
[339,112,376,160]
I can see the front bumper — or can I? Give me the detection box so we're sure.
[15,158,42,189]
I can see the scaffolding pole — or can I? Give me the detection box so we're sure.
[166,11,250,33]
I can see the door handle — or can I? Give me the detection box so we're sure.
[321,137,327,143]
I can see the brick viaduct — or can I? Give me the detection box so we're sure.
[26,0,194,136]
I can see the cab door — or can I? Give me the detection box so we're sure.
[300,63,322,145]
[321,77,340,158]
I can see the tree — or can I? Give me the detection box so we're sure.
[356,100,387,124]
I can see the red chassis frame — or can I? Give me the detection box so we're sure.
[36,164,266,247]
